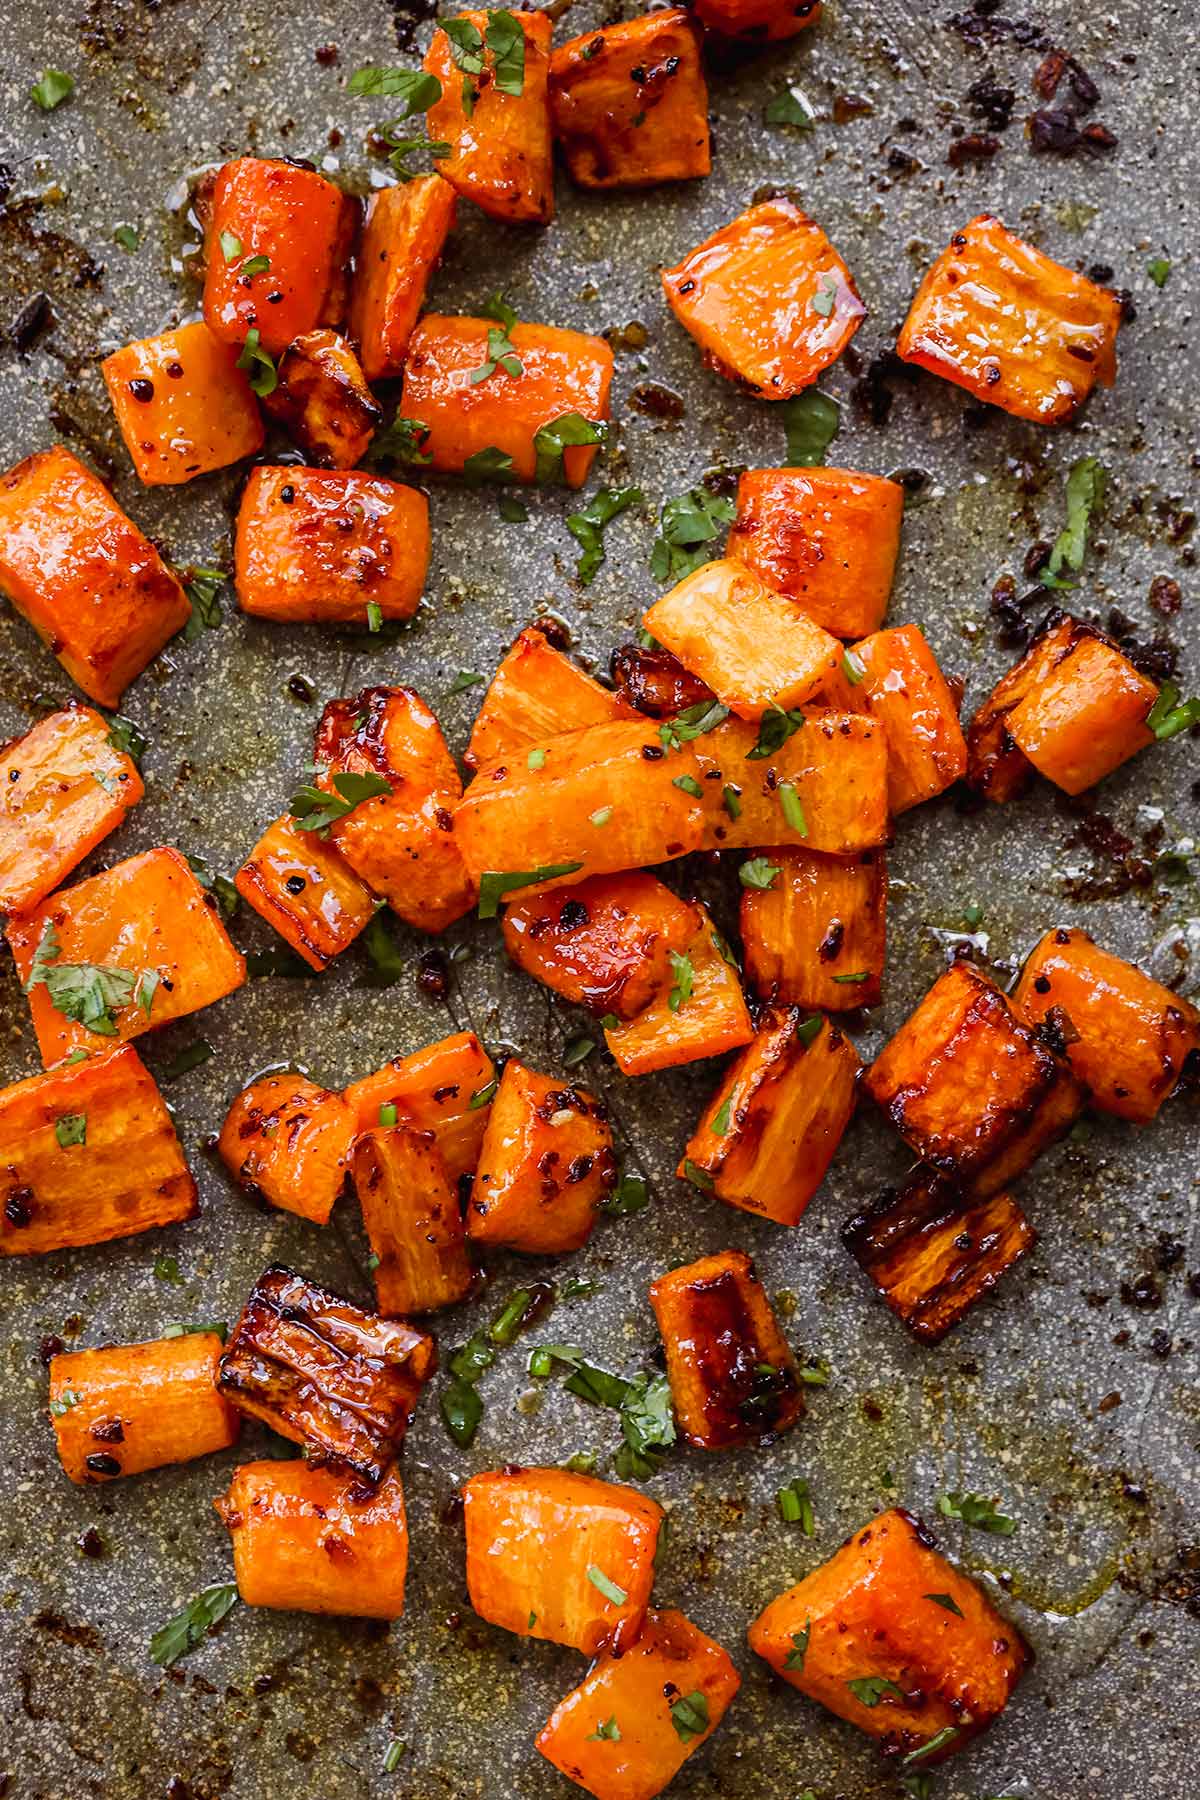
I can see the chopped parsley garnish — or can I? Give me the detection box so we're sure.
[468,303,524,386]
[446,669,485,696]
[681,1158,714,1191]
[924,1592,965,1616]
[796,1014,824,1048]
[527,747,547,770]
[106,714,146,765]
[672,773,703,797]
[219,230,243,260]
[1038,454,1104,587]
[781,390,840,466]
[841,648,866,685]
[1147,256,1171,288]
[23,920,156,1036]
[49,1390,81,1416]
[765,83,816,129]
[366,601,383,633]
[567,485,643,585]
[831,969,869,984]
[777,1477,814,1534]
[590,805,612,827]
[783,1620,811,1670]
[113,224,139,253]
[722,783,742,819]
[54,1111,87,1149]
[468,1076,498,1110]
[811,274,838,318]
[483,10,527,95]
[847,1674,906,1707]
[650,486,736,583]
[710,1094,733,1136]
[601,1171,649,1215]
[587,1565,628,1606]
[159,1041,214,1081]
[477,863,585,918]
[778,782,807,835]
[562,1034,596,1068]
[31,69,75,110]
[241,253,271,278]
[669,1690,709,1744]
[901,1726,961,1766]
[361,911,407,988]
[150,1583,239,1667]
[367,412,432,467]
[235,327,277,398]
[740,857,780,890]
[289,770,391,835]
[659,699,729,750]
[748,705,806,759]
[534,412,606,484]
[499,492,529,523]
[462,444,516,483]
[154,1253,184,1285]
[586,1716,621,1742]
[1146,681,1200,741]
[936,1489,1016,1535]
[181,565,227,640]
[667,950,693,1013]
[348,66,442,105]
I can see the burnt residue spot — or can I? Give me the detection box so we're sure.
[967,76,1016,130]
[853,351,917,428]
[9,291,53,351]
[1105,607,1178,681]
[416,948,450,1001]
[948,8,1049,50]
[1120,1271,1163,1310]
[1149,575,1182,617]
[947,131,1001,166]
[629,382,686,422]
[1059,800,1156,902]
[77,1526,104,1558]
[31,1609,101,1652]
[389,0,438,53]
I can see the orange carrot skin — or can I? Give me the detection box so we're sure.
[235,812,376,971]
[50,1332,237,1484]
[464,1466,663,1655]
[897,215,1121,423]
[1012,926,1200,1122]
[662,198,865,397]
[536,1607,741,1800]
[1004,630,1156,795]
[692,0,822,39]
[354,1124,476,1315]
[965,615,1074,801]
[401,315,613,486]
[0,446,190,710]
[266,329,382,469]
[8,845,246,1065]
[347,175,458,382]
[102,320,265,485]
[343,1031,496,1186]
[466,627,629,770]
[0,1044,196,1256]
[203,157,358,354]
[749,1507,1029,1757]
[235,467,430,626]
[604,904,753,1077]
[468,1059,616,1254]
[610,643,718,719]
[503,871,697,1020]
[217,1461,408,1618]
[219,1073,356,1226]
[741,848,886,1009]
[0,703,143,916]
[425,11,555,224]
[846,624,967,813]
[550,12,710,191]
[696,711,890,856]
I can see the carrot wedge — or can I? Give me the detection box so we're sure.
[503,871,697,1020]
[235,812,376,971]
[697,712,890,856]
[102,320,264,485]
[550,11,710,191]
[741,848,886,1009]
[604,906,753,1077]
[266,329,382,469]
[842,624,967,813]
[468,1059,615,1254]
[50,1332,237,1484]
[353,1124,476,1314]
[466,627,628,770]
[347,175,458,382]
[343,1031,496,1186]
[424,11,555,224]
[218,1073,356,1226]
[693,0,822,40]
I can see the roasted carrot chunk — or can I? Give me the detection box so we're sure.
[235,812,376,971]
[0,445,189,709]
[314,685,476,932]
[8,846,246,1064]
[866,960,1084,1196]
[610,643,718,719]
[692,0,822,40]
[662,198,865,398]
[964,612,1072,802]
[0,1045,196,1257]
[695,712,890,857]
[1012,926,1200,1123]
[234,466,430,627]
[217,1266,435,1484]
[550,11,710,191]
[604,905,753,1077]
[749,1507,1029,1759]
[843,1172,1036,1345]
[343,1030,495,1186]
[897,215,1121,424]
[463,1466,663,1655]
[265,329,381,469]
[50,1332,237,1485]
[466,627,628,770]
[726,468,903,640]
[650,1249,802,1450]
[203,156,357,355]
[218,1073,356,1226]
[0,703,143,916]
[216,1461,409,1619]
[353,1124,475,1315]
[400,314,613,487]
[425,10,555,225]
[643,559,842,721]
[101,320,264,486]
[741,848,886,1010]
[347,175,458,382]
[503,872,697,1020]
[468,1059,615,1255]
[536,1607,740,1800]
[842,625,967,813]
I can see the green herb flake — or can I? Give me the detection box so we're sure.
[113,223,139,253]
[534,412,606,485]
[765,83,815,129]
[831,969,869,985]
[566,485,643,586]
[360,910,407,988]
[367,412,432,467]
[667,949,694,1013]
[659,699,730,751]
[777,1477,815,1534]
[590,805,613,827]
[586,1716,621,1742]
[748,705,806,760]
[1147,256,1171,288]
[462,444,516,484]
[527,747,547,770]
[447,669,485,696]
[672,773,704,798]
[710,1094,733,1137]
[150,1583,239,1667]
[366,600,383,633]
[681,1158,714,1192]
[846,1674,906,1707]
[811,274,838,318]
[587,1565,628,1607]
[289,769,392,836]
[382,1736,406,1773]
[936,1489,1016,1535]
[468,316,524,387]
[160,1041,214,1081]
[49,1389,82,1416]
[924,1591,965,1616]
[468,1076,498,1110]
[798,1358,830,1386]
[901,1725,961,1767]
[241,253,271,278]
[154,1252,184,1286]
[485,10,526,96]
[795,1014,824,1048]
[841,648,866,686]
[54,1112,87,1148]
[106,714,147,765]
[1039,454,1105,586]
[563,1035,596,1068]
[440,1376,484,1448]
[378,1102,399,1127]
[499,492,529,523]
[235,326,277,398]
[1146,680,1200,742]
[31,69,75,110]
[348,66,442,107]
[477,863,585,918]
[778,781,808,836]
[219,229,243,261]
[780,390,840,466]
[162,1319,228,1341]
[669,1690,709,1745]
[22,921,155,1037]
[650,486,736,584]
[722,783,742,819]
[783,1619,812,1670]
[182,565,227,640]
[602,1171,649,1215]
[962,900,984,927]
[740,856,780,890]
[488,1288,535,1347]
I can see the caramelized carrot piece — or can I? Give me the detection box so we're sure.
[897,215,1121,423]
[353,1124,475,1314]
[425,11,555,224]
[696,712,890,856]
[550,12,710,191]
[536,1607,741,1800]
[503,872,697,1020]
[749,1508,1030,1757]
[468,1059,615,1254]
[0,703,143,915]
[218,1073,356,1226]
[235,812,376,971]
[681,1009,860,1225]
[692,0,822,39]
[964,613,1073,802]
[0,445,189,709]
[662,198,865,397]
[1003,627,1156,795]
[610,643,718,719]
[102,320,265,485]
[50,1332,237,1484]
[741,848,886,1009]
[604,905,753,1077]
[8,846,246,1065]
[466,628,628,770]
[843,624,967,813]
[216,1461,408,1618]
[347,175,458,382]
[0,1044,196,1256]
[266,329,382,469]
[463,1466,663,1654]
[343,1031,496,1186]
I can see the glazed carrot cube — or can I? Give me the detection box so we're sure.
[610,643,718,719]
[216,1461,409,1619]
[347,175,458,382]
[0,703,143,916]
[604,905,753,1077]
[353,1124,475,1315]
[101,320,265,485]
[843,1171,1036,1345]
[865,960,1084,1197]
[234,466,430,626]
[1012,926,1200,1123]
[463,1466,663,1654]
[203,156,358,355]
[726,468,903,640]
[468,1059,615,1255]
[748,1507,1029,1758]
[696,712,890,857]
[235,812,376,971]
[536,1607,740,1800]
[643,559,842,721]
[425,10,554,225]
[50,1331,237,1485]
[897,215,1121,424]
[315,686,476,933]
[400,314,613,487]
[1003,626,1157,796]
[218,1073,356,1226]
[741,848,886,1010]
[0,1044,196,1257]
[843,625,967,813]
[0,445,189,709]
[503,872,697,1021]
[681,1009,860,1226]
[266,329,382,469]
[662,198,865,398]
[466,627,628,770]
[650,1248,802,1448]
[550,11,710,191]
[692,0,822,40]
[965,613,1075,802]
[217,1266,435,1484]
[343,1031,495,1185]
[8,846,246,1064]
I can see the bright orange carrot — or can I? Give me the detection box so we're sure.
[741,847,886,1009]
[218,1073,356,1226]
[468,1059,615,1254]
[692,0,822,39]
[550,12,710,191]
[343,1031,496,1185]
[266,329,381,468]
[50,1332,237,1484]
[503,871,697,1020]
[842,624,967,813]
[604,905,753,1077]
[102,320,265,485]
[696,712,890,857]
[347,175,458,382]
[425,11,555,224]
[353,1124,476,1314]
[465,627,628,770]
[965,614,1074,801]
[235,812,376,971]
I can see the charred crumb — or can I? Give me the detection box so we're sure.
[966,75,1016,129]
[1104,607,1179,682]
[852,351,917,428]
[948,131,1001,166]
[9,292,54,351]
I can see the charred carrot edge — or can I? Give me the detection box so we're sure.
[353,1124,476,1314]
[235,812,376,971]
[218,1073,356,1226]
[501,870,697,1020]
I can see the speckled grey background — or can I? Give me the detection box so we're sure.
[0,1,1197,1796]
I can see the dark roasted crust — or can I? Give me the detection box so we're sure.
[609,643,718,718]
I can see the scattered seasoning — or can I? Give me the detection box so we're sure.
[477,864,584,918]
[748,706,805,759]
[106,715,147,765]
[586,1717,621,1742]
[936,1489,1016,1535]
[650,487,736,583]
[710,1095,733,1136]
[31,69,75,110]
[601,1171,649,1215]
[289,770,392,835]
[777,1477,815,1534]
[924,1592,965,1616]
[783,1620,811,1670]
[361,910,407,987]
[590,806,613,827]
[113,224,139,253]
[778,783,807,835]
[847,1674,906,1706]
[446,670,485,696]
[586,1564,628,1606]
[562,1035,596,1068]
[533,412,605,484]
[669,1691,709,1744]
[667,950,693,1013]
[149,1584,239,1667]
